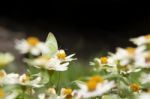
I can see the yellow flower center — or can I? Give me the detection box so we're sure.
[100,57,108,64]
[87,80,97,91]
[90,75,104,83]
[0,88,5,97]
[63,88,72,95]
[144,34,150,39]
[87,75,104,91]
[130,83,140,92]
[21,74,30,83]
[126,47,135,55]
[57,50,66,59]
[27,37,40,46]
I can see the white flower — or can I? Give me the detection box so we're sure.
[0,53,14,67]
[138,93,150,99]
[25,49,75,71]
[94,56,117,67]
[15,37,49,56]
[19,74,43,88]
[134,51,150,68]
[140,73,150,84]
[5,91,19,99]
[130,34,150,46]
[46,58,69,71]
[3,73,19,85]
[56,49,76,62]
[115,47,136,66]
[38,88,57,99]
[75,75,115,98]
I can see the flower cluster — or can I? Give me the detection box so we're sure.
[1,33,150,99]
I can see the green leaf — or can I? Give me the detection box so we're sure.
[44,32,58,58]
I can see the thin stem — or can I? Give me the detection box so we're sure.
[56,72,61,92]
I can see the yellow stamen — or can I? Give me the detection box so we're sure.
[100,57,108,64]
[63,88,72,95]
[0,88,5,97]
[87,80,97,91]
[130,83,140,92]
[144,34,150,39]
[27,37,40,46]
[21,74,30,83]
[87,75,104,91]
[126,47,135,55]
[90,75,104,83]
[57,50,66,59]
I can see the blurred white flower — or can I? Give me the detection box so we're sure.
[19,74,43,88]
[134,51,150,68]
[94,56,117,67]
[130,34,150,46]
[5,91,19,99]
[46,58,69,71]
[0,53,14,67]
[115,47,136,66]
[138,93,150,99]
[25,49,75,71]
[15,37,49,56]
[75,75,115,98]
[38,88,57,99]
[140,73,150,84]
[3,73,19,85]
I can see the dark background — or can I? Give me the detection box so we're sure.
[0,1,150,59]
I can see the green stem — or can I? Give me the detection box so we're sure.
[56,72,61,92]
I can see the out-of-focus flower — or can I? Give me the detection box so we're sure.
[115,47,136,66]
[139,73,150,84]
[45,58,70,71]
[75,75,115,98]
[59,88,74,99]
[5,91,19,99]
[130,34,150,46]
[134,50,150,68]
[138,93,150,99]
[3,73,19,85]
[90,56,117,67]
[19,74,43,88]
[38,88,57,99]
[15,37,49,56]
[25,49,75,71]
[130,83,140,92]
[0,53,14,67]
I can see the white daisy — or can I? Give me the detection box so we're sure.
[75,75,115,98]
[130,34,150,46]
[15,37,49,56]
[45,58,69,71]
[19,74,43,88]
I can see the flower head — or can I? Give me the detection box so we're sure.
[0,53,14,67]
